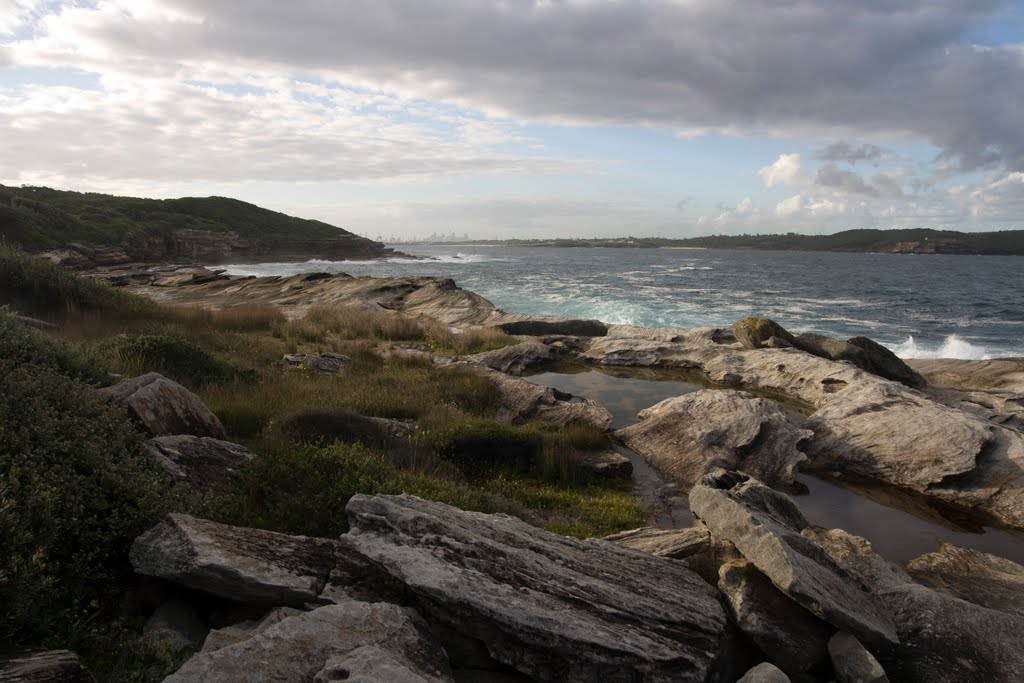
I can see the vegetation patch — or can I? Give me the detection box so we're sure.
[91,333,250,388]
[0,310,109,385]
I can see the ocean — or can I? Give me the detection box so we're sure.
[220,245,1024,359]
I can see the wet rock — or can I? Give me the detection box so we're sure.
[451,362,612,429]
[0,649,95,682]
[464,339,559,376]
[144,435,254,491]
[576,449,632,478]
[718,559,833,675]
[689,470,898,647]
[341,494,729,682]
[732,318,795,349]
[499,319,608,337]
[142,599,209,656]
[905,543,1024,616]
[98,372,227,439]
[602,524,712,560]
[616,390,811,492]
[828,631,888,683]
[847,336,925,388]
[130,514,339,607]
[166,601,453,683]
[736,662,791,683]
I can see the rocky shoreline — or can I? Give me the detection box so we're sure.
[17,262,1023,682]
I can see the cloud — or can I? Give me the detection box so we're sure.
[8,0,1019,173]
[815,142,886,164]
[758,154,807,188]
[965,171,1024,221]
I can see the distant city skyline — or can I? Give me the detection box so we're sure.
[2,1,1022,240]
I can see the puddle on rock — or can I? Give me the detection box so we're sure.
[525,362,1024,565]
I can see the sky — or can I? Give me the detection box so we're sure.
[1,1,1023,240]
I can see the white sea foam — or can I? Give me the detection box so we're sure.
[894,334,992,360]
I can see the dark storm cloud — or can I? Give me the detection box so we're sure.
[40,1,1024,171]
[816,142,886,164]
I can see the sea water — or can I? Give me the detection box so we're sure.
[221,245,1024,359]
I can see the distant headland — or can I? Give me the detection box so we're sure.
[431,229,1024,255]
[0,184,404,265]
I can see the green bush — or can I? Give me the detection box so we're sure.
[0,310,108,384]
[92,333,248,388]
[0,242,154,319]
[426,419,544,477]
[279,407,396,448]
[0,360,174,645]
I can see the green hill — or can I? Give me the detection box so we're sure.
[0,185,396,262]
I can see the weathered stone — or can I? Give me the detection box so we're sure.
[142,599,209,657]
[878,583,1024,683]
[602,525,712,559]
[616,390,811,492]
[732,318,795,349]
[847,336,925,388]
[98,372,226,439]
[800,527,912,592]
[130,514,338,607]
[144,435,254,491]
[464,339,559,376]
[576,449,632,478]
[828,631,888,683]
[200,607,304,654]
[499,319,609,337]
[0,649,95,682]
[166,601,453,683]
[793,332,864,365]
[342,494,729,682]
[450,362,612,430]
[736,662,791,683]
[718,559,833,674]
[689,470,898,647]
[905,543,1024,616]
[281,352,352,374]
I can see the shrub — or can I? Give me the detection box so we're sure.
[425,419,544,477]
[0,242,155,319]
[92,333,248,388]
[0,310,109,384]
[0,360,174,645]
[279,407,396,448]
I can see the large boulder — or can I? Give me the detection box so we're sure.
[905,543,1024,616]
[732,318,795,349]
[341,494,730,682]
[144,435,254,491]
[166,600,453,683]
[98,372,226,439]
[130,514,339,607]
[792,332,865,365]
[464,338,559,375]
[847,336,925,388]
[616,390,810,492]
[718,559,833,675]
[828,631,889,683]
[736,662,791,683]
[689,470,898,647]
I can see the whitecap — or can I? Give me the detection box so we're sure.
[894,334,992,360]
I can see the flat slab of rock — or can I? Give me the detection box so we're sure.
[577,449,632,478]
[0,649,95,682]
[616,390,810,492]
[689,470,898,647]
[602,525,711,559]
[144,435,254,491]
[98,372,226,439]
[166,601,453,683]
[130,514,338,607]
[464,339,558,376]
[341,494,729,682]
[905,543,1024,616]
[450,362,612,430]
[718,559,833,674]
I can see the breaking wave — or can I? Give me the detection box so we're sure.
[893,335,992,360]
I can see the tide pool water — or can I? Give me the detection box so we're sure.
[221,245,1024,359]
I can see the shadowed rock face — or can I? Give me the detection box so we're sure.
[165,601,454,683]
[340,494,730,682]
[143,435,254,491]
[906,543,1024,616]
[98,372,227,439]
[130,514,339,607]
[689,470,898,648]
[616,390,811,493]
